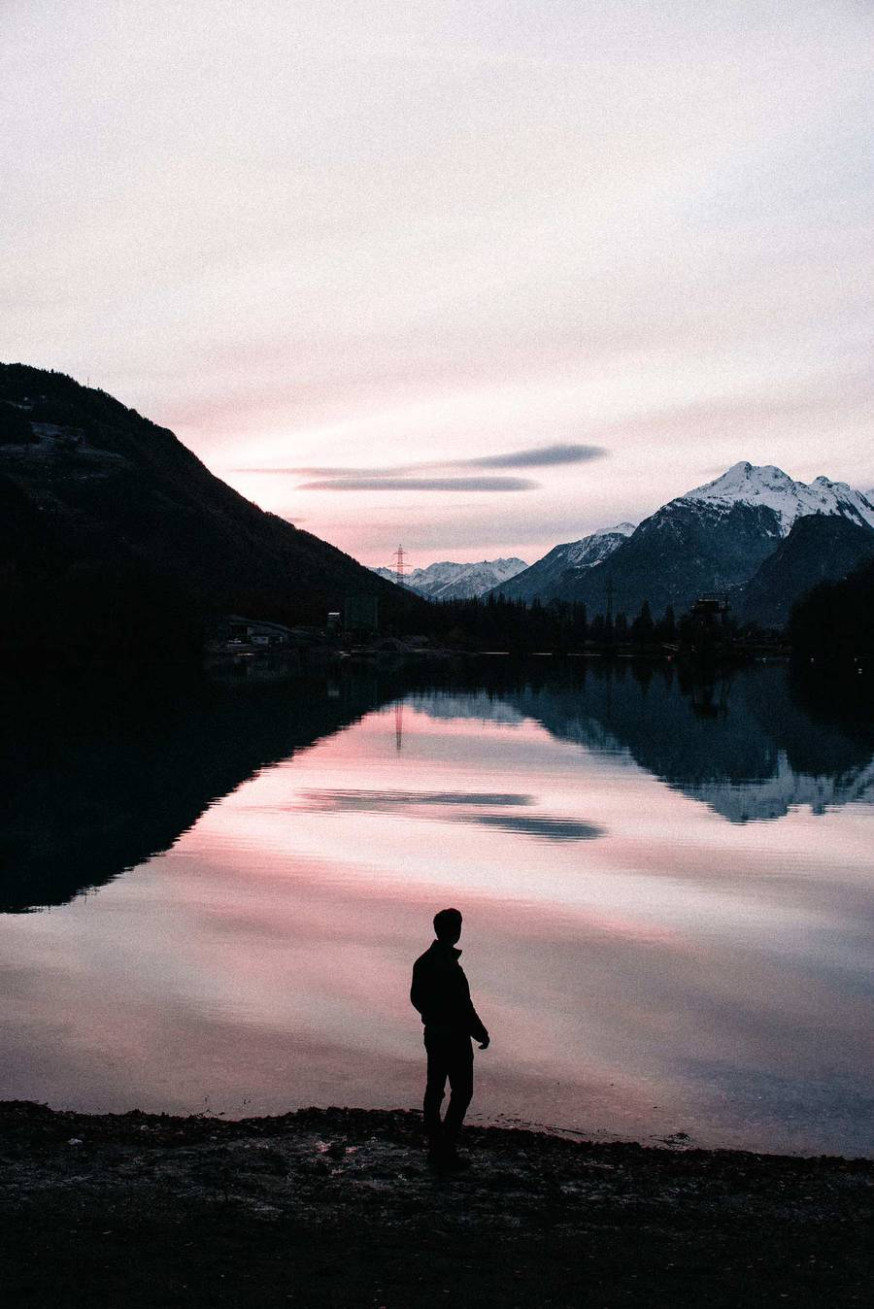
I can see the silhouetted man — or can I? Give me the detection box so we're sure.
[411,907,489,1169]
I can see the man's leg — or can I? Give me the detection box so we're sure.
[423,1032,449,1154]
[441,1036,474,1153]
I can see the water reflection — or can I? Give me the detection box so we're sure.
[3,664,874,916]
[469,814,604,841]
[0,674,389,913]
[2,663,873,1156]
[410,664,874,822]
[291,788,603,842]
[294,789,537,810]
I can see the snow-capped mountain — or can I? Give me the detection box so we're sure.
[372,557,528,600]
[683,462,874,536]
[521,462,874,620]
[489,523,635,603]
[558,522,636,567]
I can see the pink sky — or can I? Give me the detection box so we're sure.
[3,1,873,565]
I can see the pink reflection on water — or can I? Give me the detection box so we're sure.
[1,697,873,1153]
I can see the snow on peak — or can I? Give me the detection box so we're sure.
[563,522,636,567]
[371,556,528,599]
[581,521,636,540]
[681,463,874,536]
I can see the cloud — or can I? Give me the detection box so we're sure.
[464,443,605,469]
[236,441,606,491]
[298,476,538,492]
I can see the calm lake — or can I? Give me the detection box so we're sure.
[2,662,873,1156]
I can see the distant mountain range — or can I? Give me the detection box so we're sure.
[491,524,634,603]
[371,557,528,600]
[489,462,874,624]
[0,363,423,659]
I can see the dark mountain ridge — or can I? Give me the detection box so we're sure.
[491,523,634,604]
[0,363,423,660]
[562,498,784,618]
[789,554,874,664]
[737,514,874,628]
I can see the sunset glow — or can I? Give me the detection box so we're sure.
[3,2,873,563]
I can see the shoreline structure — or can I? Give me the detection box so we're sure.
[2,1100,872,1305]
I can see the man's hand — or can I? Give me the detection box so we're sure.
[478,1035,490,1050]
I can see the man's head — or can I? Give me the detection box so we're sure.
[433,907,462,944]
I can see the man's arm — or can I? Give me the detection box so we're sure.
[460,970,489,1046]
[468,1004,490,1047]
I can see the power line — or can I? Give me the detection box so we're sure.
[387,544,410,587]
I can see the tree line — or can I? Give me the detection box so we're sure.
[423,594,679,651]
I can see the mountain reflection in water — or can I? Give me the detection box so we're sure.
[409,665,874,823]
[1,662,873,1155]
[0,673,388,913]
[2,663,873,914]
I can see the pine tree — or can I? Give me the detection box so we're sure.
[631,599,654,645]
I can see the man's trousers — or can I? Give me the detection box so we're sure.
[423,1028,474,1151]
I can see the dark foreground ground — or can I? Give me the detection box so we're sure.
[1,1102,872,1307]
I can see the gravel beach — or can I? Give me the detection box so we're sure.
[1,1101,872,1306]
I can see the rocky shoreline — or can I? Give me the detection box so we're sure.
[1,1101,872,1306]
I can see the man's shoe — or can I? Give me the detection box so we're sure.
[440,1151,471,1172]
[427,1146,471,1173]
